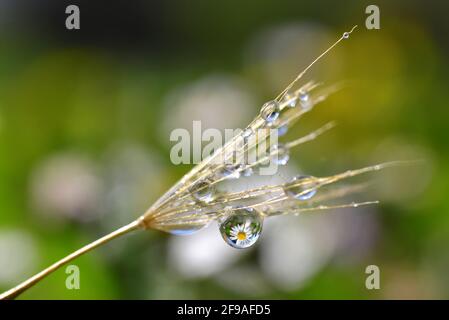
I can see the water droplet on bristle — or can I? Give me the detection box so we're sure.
[298,90,311,110]
[283,91,298,108]
[272,144,289,165]
[260,100,280,125]
[277,124,288,137]
[190,180,215,203]
[219,164,242,179]
[242,128,253,140]
[219,208,263,249]
[242,166,254,177]
[168,224,208,236]
[283,175,318,200]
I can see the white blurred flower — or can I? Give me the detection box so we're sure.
[0,229,39,286]
[168,223,245,279]
[160,74,255,140]
[30,152,103,222]
[259,207,378,291]
[259,214,336,290]
[330,209,380,264]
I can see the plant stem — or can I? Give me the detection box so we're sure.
[0,219,142,300]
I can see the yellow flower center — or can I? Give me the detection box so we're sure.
[237,231,247,241]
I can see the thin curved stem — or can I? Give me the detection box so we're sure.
[0,220,142,300]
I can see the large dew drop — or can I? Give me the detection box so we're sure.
[283,175,318,200]
[219,208,263,249]
[190,180,215,203]
[260,100,280,125]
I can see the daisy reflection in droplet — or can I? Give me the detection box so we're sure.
[229,222,254,247]
[219,208,263,249]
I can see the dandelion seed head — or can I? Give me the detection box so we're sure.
[139,26,410,249]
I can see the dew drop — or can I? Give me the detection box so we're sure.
[283,91,298,108]
[219,208,263,249]
[219,164,242,179]
[283,175,318,200]
[277,124,288,137]
[299,90,309,102]
[272,143,289,165]
[260,100,280,125]
[190,180,215,203]
[242,166,254,177]
[298,90,312,110]
[168,224,208,236]
[242,127,254,139]
[343,32,350,39]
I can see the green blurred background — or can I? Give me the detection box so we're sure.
[0,0,448,299]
